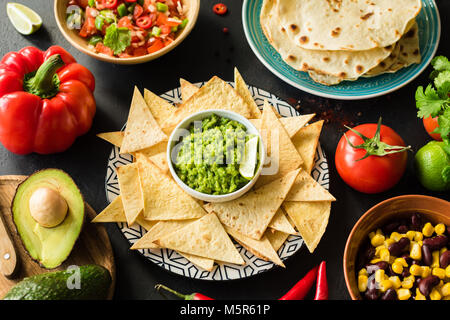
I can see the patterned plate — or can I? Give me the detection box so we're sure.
[104,84,330,280]
[242,0,441,100]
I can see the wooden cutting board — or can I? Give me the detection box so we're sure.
[0,175,115,299]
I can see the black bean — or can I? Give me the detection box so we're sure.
[401,269,411,278]
[365,288,379,300]
[397,225,408,233]
[400,254,413,265]
[422,245,432,266]
[418,275,440,296]
[381,288,397,300]
[440,250,450,268]
[423,235,448,251]
[388,237,410,256]
[366,261,389,275]
[411,213,423,231]
[383,221,400,235]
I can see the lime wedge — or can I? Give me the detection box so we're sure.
[7,2,42,35]
[239,136,259,180]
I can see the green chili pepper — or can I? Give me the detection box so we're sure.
[128,3,136,13]
[117,3,127,17]
[151,26,161,36]
[180,18,189,29]
[138,0,145,5]
[95,15,104,31]
[171,26,178,33]
[88,0,95,7]
[156,2,168,12]
[88,35,103,46]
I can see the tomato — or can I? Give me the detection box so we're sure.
[213,3,227,15]
[79,17,96,38]
[133,4,144,19]
[136,16,153,29]
[95,42,114,56]
[125,0,137,2]
[147,38,164,53]
[160,25,171,35]
[118,16,133,29]
[335,119,410,194]
[423,116,442,141]
[101,0,118,9]
[76,0,90,8]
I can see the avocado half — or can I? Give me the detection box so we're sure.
[12,169,85,269]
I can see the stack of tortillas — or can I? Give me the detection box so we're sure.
[93,69,336,272]
[260,0,422,85]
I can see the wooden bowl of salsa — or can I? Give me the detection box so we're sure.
[54,0,199,64]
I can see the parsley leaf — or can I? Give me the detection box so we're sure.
[433,107,450,141]
[103,24,131,55]
[434,70,450,93]
[431,56,450,72]
[415,84,448,118]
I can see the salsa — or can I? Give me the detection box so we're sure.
[174,114,258,195]
[66,0,188,57]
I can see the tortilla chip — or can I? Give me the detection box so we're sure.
[250,114,315,138]
[154,213,244,265]
[120,87,168,154]
[97,131,124,148]
[180,78,199,102]
[143,88,176,131]
[286,169,336,202]
[161,76,252,131]
[225,226,284,267]
[291,120,323,174]
[92,195,127,223]
[266,230,290,251]
[255,101,303,187]
[116,163,144,225]
[205,168,300,240]
[135,142,169,174]
[135,215,157,231]
[268,209,297,234]
[282,201,331,253]
[234,68,261,119]
[136,154,206,220]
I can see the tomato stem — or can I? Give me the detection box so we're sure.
[23,54,64,99]
[344,117,412,161]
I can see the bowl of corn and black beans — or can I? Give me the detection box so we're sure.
[344,195,450,300]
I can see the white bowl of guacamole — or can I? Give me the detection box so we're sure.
[167,110,265,203]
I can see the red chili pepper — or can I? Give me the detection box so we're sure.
[133,4,144,19]
[314,261,328,300]
[279,265,319,300]
[102,0,118,9]
[0,46,96,155]
[213,3,227,15]
[155,284,214,300]
[136,15,153,29]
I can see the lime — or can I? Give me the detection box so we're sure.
[239,136,259,180]
[414,141,450,192]
[7,3,42,35]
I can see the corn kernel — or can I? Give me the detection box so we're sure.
[389,276,402,289]
[371,234,385,247]
[421,266,431,278]
[430,288,442,300]
[410,264,422,276]
[406,231,415,241]
[401,275,415,289]
[376,228,383,235]
[432,267,446,279]
[358,268,368,276]
[435,223,446,235]
[370,258,382,264]
[446,266,450,278]
[432,251,440,268]
[397,288,411,300]
[410,242,422,260]
[440,247,447,254]
[358,275,368,292]
[414,232,423,242]
[384,238,395,247]
[422,223,434,237]
[392,262,403,274]
[395,257,408,267]
[369,231,376,239]
[380,248,390,262]
[375,245,386,256]
[380,279,393,292]
[415,288,426,300]
[441,283,450,297]
[375,269,385,283]
[390,232,401,242]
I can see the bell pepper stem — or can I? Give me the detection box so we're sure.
[24,54,65,99]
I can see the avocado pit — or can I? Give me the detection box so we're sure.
[29,187,68,228]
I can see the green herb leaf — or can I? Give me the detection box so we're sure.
[416,84,448,118]
[431,56,450,72]
[103,24,131,55]
[434,70,450,92]
[433,107,450,140]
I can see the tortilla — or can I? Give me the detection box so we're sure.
[255,100,303,188]
[131,219,214,271]
[225,226,284,267]
[143,88,176,130]
[92,195,127,223]
[234,68,262,119]
[266,229,290,251]
[135,142,169,174]
[250,113,315,138]
[260,0,394,81]
[154,213,244,265]
[116,163,144,225]
[283,201,331,253]
[180,78,199,102]
[205,168,300,240]
[120,87,167,154]
[97,131,124,148]
[135,215,157,231]
[161,76,252,131]
[136,153,206,220]
[291,120,323,174]
[268,209,297,234]
[277,0,422,51]
[287,169,336,202]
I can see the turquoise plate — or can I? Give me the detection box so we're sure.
[242,0,441,100]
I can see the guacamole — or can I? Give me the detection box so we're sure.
[174,114,258,195]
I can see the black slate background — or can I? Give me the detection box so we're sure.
[0,0,448,300]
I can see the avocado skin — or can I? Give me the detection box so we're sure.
[3,265,111,300]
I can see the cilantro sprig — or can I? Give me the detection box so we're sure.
[415,56,450,153]
[103,24,131,55]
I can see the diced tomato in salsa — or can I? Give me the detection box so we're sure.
[95,42,114,56]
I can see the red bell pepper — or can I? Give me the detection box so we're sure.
[0,46,96,155]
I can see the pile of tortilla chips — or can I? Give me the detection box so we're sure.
[93,68,336,271]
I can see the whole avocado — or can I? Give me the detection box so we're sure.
[3,265,111,300]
